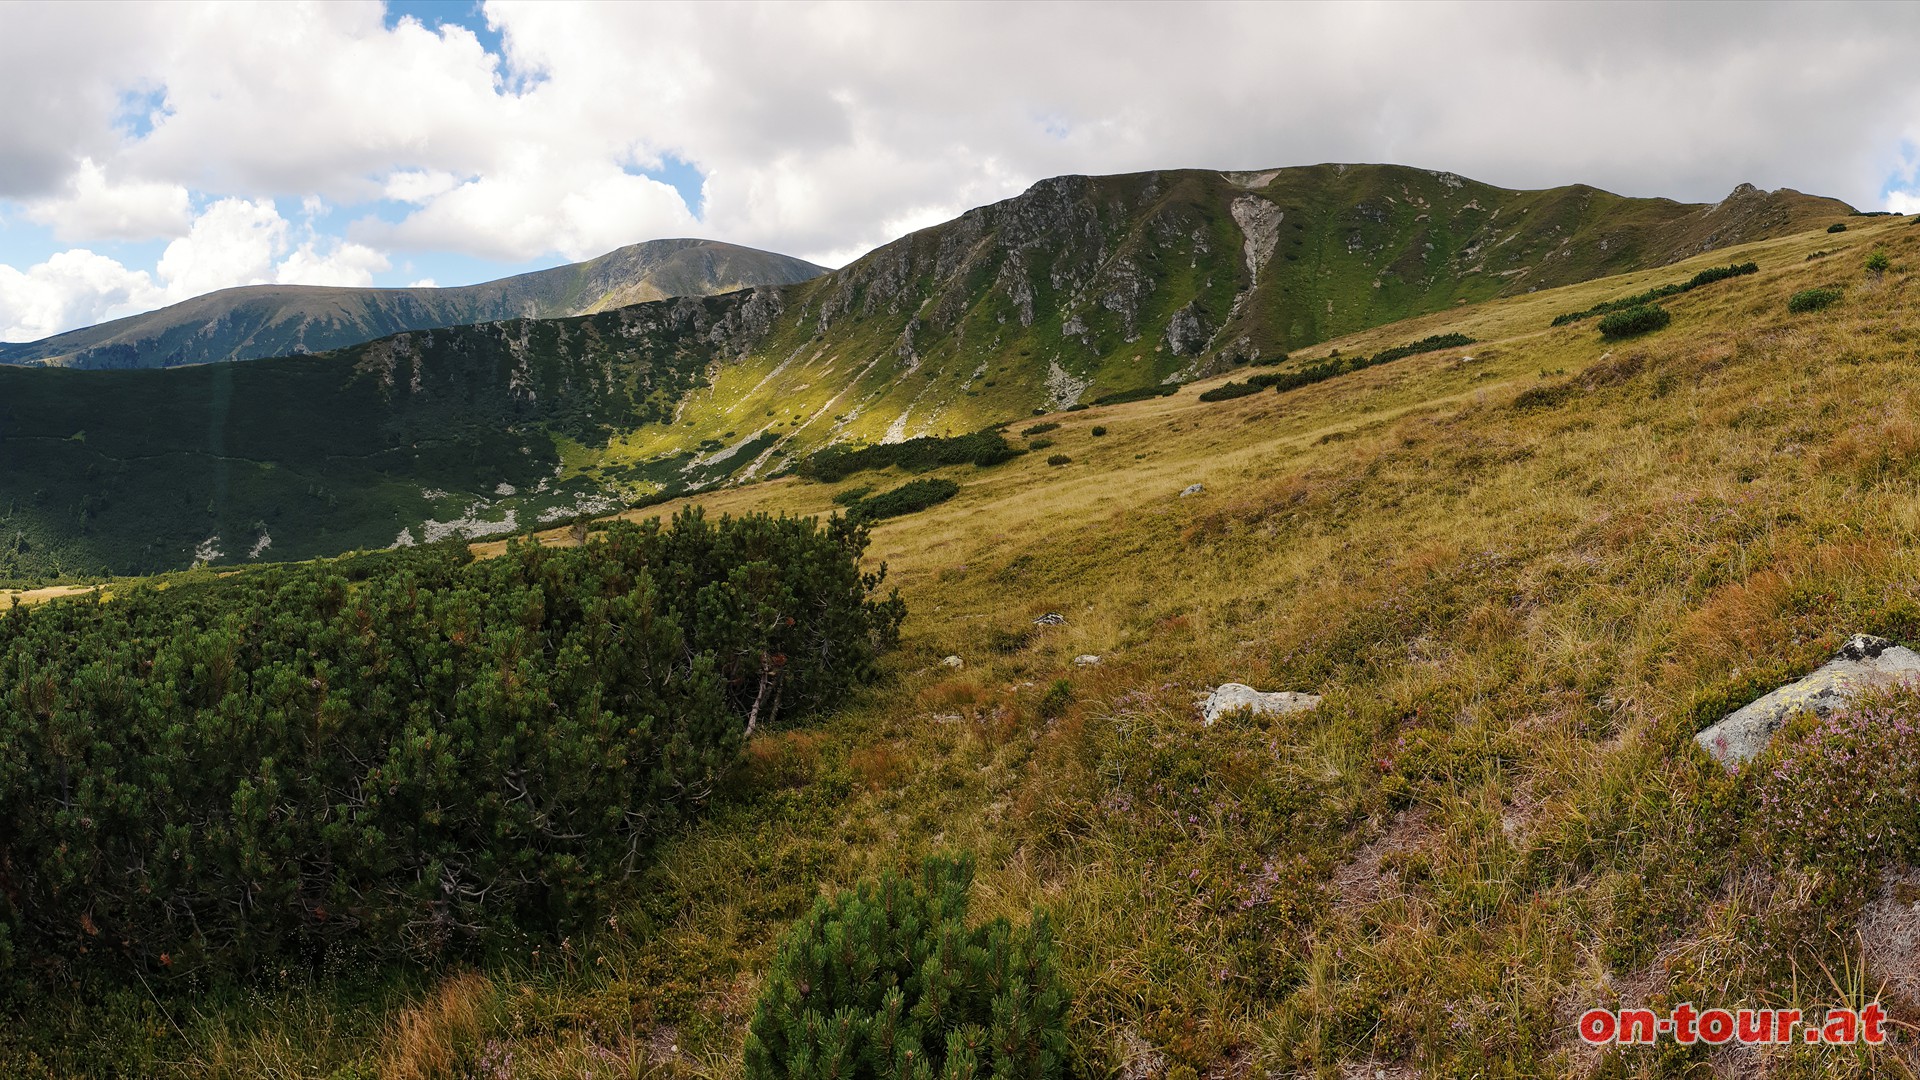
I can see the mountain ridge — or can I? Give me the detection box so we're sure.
[0,237,827,369]
[0,163,1866,576]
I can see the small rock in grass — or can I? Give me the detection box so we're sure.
[941,655,965,669]
[1032,612,1066,626]
[1201,682,1321,725]
[1179,483,1205,497]
[1073,654,1102,666]
[1694,634,1920,768]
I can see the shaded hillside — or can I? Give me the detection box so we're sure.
[0,291,783,576]
[0,165,1863,576]
[0,238,825,369]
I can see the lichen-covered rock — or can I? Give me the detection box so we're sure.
[1179,483,1205,497]
[1163,299,1213,356]
[1202,683,1321,724]
[1694,635,1920,768]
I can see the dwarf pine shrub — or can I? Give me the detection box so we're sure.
[742,855,1070,1080]
[848,478,960,521]
[1596,304,1671,339]
[1866,249,1892,274]
[0,510,905,981]
[1788,287,1843,313]
[799,431,1020,483]
[1046,454,1072,466]
[1828,222,1849,233]
[1090,384,1181,406]
[1196,380,1263,402]
[1550,263,1757,326]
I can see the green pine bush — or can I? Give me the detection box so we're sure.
[798,431,1020,483]
[1828,222,1849,233]
[0,509,905,981]
[742,855,1070,1080]
[1046,454,1072,466]
[1866,250,1892,274]
[848,479,961,521]
[1090,384,1180,406]
[1596,305,1671,339]
[1788,287,1843,313]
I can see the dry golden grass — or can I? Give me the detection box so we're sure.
[377,973,493,1080]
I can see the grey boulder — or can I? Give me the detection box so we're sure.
[1695,634,1920,768]
[1202,683,1321,724]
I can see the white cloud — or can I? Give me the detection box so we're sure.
[365,155,699,261]
[24,158,191,242]
[382,169,462,205]
[277,239,389,287]
[154,197,288,298]
[1889,191,1920,215]
[0,249,162,341]
[0,198,396,340]
[7,1,1920,333]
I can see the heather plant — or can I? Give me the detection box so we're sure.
[742,855,1069,1080]
[1754,692,1920,891]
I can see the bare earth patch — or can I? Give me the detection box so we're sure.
[1333,808,1435,913]
[1859,868,1920,1016]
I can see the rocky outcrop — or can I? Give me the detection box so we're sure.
[1694,635,1920,768]
[1202,683,1322,724]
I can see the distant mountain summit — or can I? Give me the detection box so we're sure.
[0,238,827,370]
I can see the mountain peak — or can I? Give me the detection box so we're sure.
[0,238,826,370]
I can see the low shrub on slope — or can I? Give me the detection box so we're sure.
[0,509,903,982]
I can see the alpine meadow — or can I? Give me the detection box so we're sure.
[6,4,1920,1079]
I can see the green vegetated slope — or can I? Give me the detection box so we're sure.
[8,211,1915,1078]
[0,165,1856,579]
[0,292,784,576]
[0,238,825,370]
[656,166,1849,460]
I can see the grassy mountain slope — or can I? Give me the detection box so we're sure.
[0,238,824,370]
[9,215,1916,1077]
[0,166,1857,578]
[635,168,1849,468]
